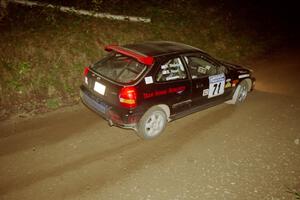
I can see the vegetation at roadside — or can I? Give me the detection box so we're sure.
[0,1,278,118]
[287,187,300,200]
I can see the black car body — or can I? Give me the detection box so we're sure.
[80,41,255,139]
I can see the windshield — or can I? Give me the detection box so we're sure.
[92,53,147,84]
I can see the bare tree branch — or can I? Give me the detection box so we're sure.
[8,0,151,23]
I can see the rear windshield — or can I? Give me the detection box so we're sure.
[92,53,146,84]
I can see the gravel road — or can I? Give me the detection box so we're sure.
[0,48,299,200]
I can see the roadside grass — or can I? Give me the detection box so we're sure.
[0,3,271,118]
[287,187,300,200]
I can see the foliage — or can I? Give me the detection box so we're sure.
[46,98,60,109]
[287,188,300,200]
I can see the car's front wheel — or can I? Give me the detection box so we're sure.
[226,79,249,104]
[137,106,167,139]
[236,80,249,103]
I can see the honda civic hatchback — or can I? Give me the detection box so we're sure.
[80,41,255,139]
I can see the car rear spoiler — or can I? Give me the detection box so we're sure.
[105,45,154,66]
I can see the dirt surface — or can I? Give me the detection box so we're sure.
[0,48,299,200]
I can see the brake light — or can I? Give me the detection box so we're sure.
[83,67,89,76]
[119,86,137,108]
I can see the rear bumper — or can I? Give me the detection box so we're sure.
[80,86,139,130]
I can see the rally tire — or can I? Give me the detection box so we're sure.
[226,79,249,105]
[236,80,249,103]
[137,106,167,139]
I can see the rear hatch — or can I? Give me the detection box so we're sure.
[83,52,148,109]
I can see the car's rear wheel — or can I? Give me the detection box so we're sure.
[137,106,167,139]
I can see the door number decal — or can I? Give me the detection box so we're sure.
[208,74,225,98]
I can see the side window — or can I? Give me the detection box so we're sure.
[184,56,222,79]
[156,57,187,82]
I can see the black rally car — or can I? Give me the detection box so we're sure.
[80,41,255,139]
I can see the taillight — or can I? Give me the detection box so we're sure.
[119,86,137,108]
[83,67,89,76]
[83,67,89,85]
